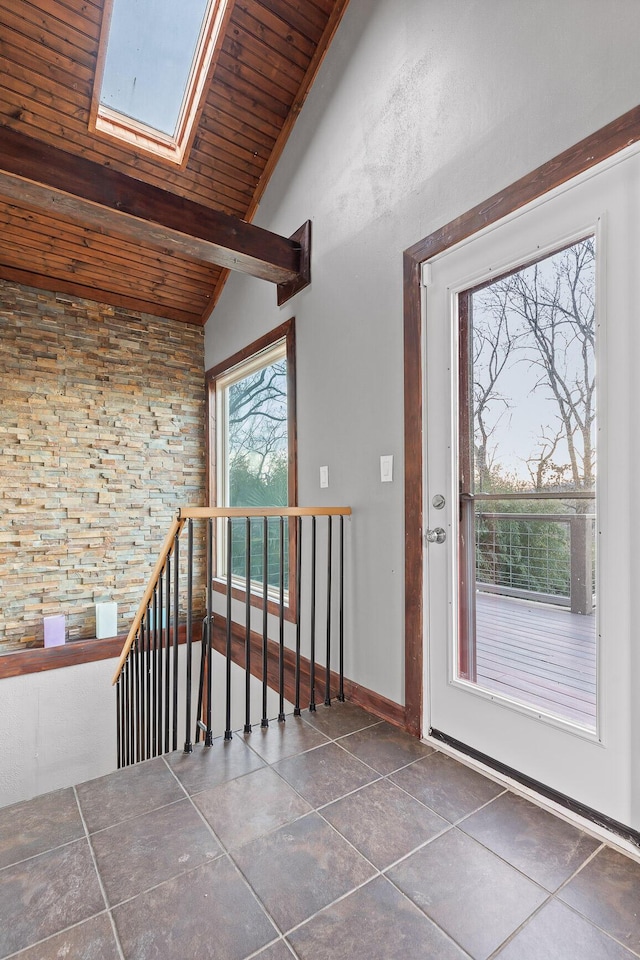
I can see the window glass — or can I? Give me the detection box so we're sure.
[458,236,597,727]
[101,0,209,136]
[215,340,290,591]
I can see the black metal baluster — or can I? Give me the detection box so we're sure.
[205,518,213,745]
[261,516,269,727]
[244,517,252,734]
[278,515,285,722]
[145,607,151,759]
[116,676,122,768]
[172,532,179,752]
[309,515,317,711]
[195,618,207,744]
[294,515,302,716]
[184,519,194,752]
[129,650,135,766]
[157,576,163,755]
[134,633,141,763]
[123,659,130,767]
[338,514,345,702]
[152,586,158,757]
[325,515,332,706]
[225,517,232,741]
[164,554,171,754]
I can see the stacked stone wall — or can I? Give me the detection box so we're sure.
[0,279,206,651]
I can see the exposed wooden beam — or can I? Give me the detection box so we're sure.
[0,125,305,285]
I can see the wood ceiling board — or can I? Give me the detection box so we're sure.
[216,50,297,110]
[227,20,308,84]
[196,116,274,164]
[231,4,315,68]
[260,0,326,44]
[0,231,212,315]
[206,78,282,140]
[222,29,305,97]
[0,1,98,66]
[0,265,203,325]
[214,62,290,122]
[0,35,95,93]
[23,0,100,40]
[0,0,353,320]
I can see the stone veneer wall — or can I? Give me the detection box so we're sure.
[0,279,206,652]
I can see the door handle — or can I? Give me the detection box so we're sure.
[425,527,446,544]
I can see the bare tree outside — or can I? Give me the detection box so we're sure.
[471,286,514,492]
[471,236,596,495]
[227,358,288,508]
[222,355,289,586]
[468,236,596,607]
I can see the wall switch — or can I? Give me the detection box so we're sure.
[320,465,329,488]
[380,455,393,482]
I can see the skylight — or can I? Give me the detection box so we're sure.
[92,0,228,164]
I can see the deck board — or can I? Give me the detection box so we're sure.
[474,591,597,726]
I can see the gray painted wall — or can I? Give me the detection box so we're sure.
[205,0,640,706]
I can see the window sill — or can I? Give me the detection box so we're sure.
[212,578,296,623]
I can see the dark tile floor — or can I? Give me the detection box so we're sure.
[2,702,640,959]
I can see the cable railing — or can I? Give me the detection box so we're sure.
[475,511,595,614]
[112,506,351,769]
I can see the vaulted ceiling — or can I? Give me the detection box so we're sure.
[0,0,349,324]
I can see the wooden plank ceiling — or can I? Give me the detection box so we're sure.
[0,0,349,324]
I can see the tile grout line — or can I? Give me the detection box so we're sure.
[164,711,424,953]
[72,784,126,960]
[217,717,476,955]
[1,913,115,960]
[26,704,638,960]
[168,728,637,960]
[543,839,640,954]
[484,894,555,960]
[0,833,90,873]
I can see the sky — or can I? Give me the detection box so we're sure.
[100,0,210,135]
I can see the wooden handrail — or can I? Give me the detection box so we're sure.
[112,516,184,684]
[113,504,353,765]
[179,506,352,518]
[112,506,352,685]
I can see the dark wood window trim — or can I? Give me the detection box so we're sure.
[403,104,640,738]
[205,317,298,622]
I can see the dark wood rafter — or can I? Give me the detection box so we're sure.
[0,126,308,286]
[403,104,640,738]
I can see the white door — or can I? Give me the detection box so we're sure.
[424,144,640,828]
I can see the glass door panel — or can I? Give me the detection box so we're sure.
[458,237,597,729]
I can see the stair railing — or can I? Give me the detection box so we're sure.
[112,506,351,768]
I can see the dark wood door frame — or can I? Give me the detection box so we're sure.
[402,104,640,738]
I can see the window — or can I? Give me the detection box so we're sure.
[206,319,297,615]
[91,0,229,164]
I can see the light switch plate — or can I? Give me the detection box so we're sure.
[380,455,393,482]
[320,465,329,488]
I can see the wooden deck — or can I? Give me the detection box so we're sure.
[475,591,596,727]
